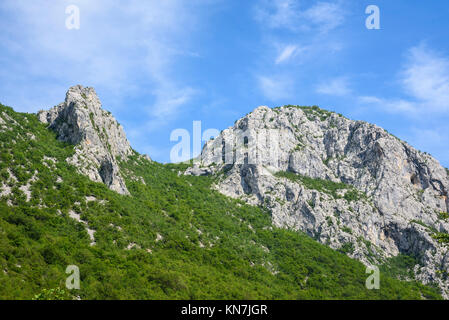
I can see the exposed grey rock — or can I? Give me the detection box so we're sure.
[18,171,38,202]
[184,164,213,176]
[191,105,449,297]
[68,210,96,246]
[38,85,133,194]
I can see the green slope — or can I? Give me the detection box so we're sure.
[0,103,442,299]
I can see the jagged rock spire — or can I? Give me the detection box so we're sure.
[38,85,133,195]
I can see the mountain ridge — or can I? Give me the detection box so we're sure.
[34,86,449,297]
[190,103,449,297]
[0,86,446,299]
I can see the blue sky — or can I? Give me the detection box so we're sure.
[0,0,448,167]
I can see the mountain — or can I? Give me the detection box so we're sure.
[37,85,134,195]
[190,104,449,297]
[0,86,445,299]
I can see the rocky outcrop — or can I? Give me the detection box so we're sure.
[190,105,449,297]
[38,85,134,194]
[184,164,212,176]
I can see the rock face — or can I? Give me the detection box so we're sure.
[191,105,449,296]
[38,85,134,194]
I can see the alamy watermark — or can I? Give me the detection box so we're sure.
[170,121,287,166]
[66,265,80,290]
[365,5,380,30]
[65,5,80,30]
[365,265,380,289]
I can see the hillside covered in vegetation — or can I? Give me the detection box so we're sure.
[0,102,443,300]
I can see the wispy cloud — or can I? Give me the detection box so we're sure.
[401,45,449,111]
[254,0,345,33]
[302,1,345,33]
[253,1,347,105]
[360,45,449,115]
[275,45,300,64]
[355,44,449,164]
[0,0,205,118]
[316,77,351,96]
[257,75,293,100]
[359,96,417,113]
[254,0,299,30]
[145,85,198,132]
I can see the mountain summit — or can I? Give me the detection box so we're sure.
[37,85,133,194]
[190,104,449,296]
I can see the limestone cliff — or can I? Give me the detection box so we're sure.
[190,105,449,296]
[37,85,134,194]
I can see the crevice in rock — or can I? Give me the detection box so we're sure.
[384,223,435,262]
[99,160,114,187]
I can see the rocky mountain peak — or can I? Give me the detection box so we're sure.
[37,85,133,194]
[191,104,449,296]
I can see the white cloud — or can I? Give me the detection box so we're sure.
[0,0,206,119]
[359,96,417,114]
[147,86,197,132]
[275,45,299,64]
[254,0,299,30]
[401,45,449,111]
[254,0,345,33]
[257,75,292,100]
[358,96,382,104]
[303,1,345,33]
[359,45,449,115]
[316,77,351,96]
